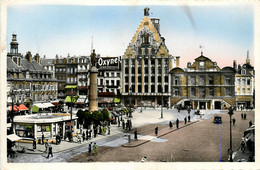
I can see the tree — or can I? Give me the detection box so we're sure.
[83,110,92,129]
[101,109,110,123]
[76,109,85,125]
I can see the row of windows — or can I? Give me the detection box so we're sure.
[125,85,169,93]
[173,75,233,86]
[99,72,120,77]
[124,58,169,66]
[125,76,169,83]
[237,79,251,86]
[173,87,232,97]
[98,79,120,86]
[125,67,167,75]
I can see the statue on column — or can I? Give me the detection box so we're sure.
[91,49,97,67]
[144,7,150,16]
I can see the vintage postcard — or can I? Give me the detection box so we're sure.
[0,0,259,169]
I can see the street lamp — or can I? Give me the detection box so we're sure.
[227,106,234,162]
[161,86,163,119]
[129,87,132,117]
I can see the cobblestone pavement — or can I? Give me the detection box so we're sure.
[6,108,254,163]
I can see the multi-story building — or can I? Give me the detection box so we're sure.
[170,52,236,110]
[121,8,176,107]
[97,56,122,105]
[41,56,56,77]
[55,55,90,104]
[7,34,58,106]
[234,51,255,110]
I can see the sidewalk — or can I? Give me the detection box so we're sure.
[14,124,123,154]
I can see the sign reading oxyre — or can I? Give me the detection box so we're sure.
[97,56,121,70]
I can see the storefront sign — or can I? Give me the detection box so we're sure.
[97,56,121,70]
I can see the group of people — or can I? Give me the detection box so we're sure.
[88,142,98,155]
[32,137,53,159]
[121,119,132,131]
[168,116,191,130]
[241,113,247,120]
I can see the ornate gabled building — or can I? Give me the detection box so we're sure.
[234,51,255,110]
[121,8,176,107]
[170,53,236,110]
[7,34,58,107]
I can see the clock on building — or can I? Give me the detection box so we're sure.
[199,61,205,66]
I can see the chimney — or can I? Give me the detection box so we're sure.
[25,51,32,63]
[176,56,180,68]
[233,60,237,70]
[34,53,40,63]
[246,50,250,64]
[151,18,160,34]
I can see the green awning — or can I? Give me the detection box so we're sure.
[113,98,121,103]
[32,105,39,113]
[65,85,77,89]
[65,96,79,103]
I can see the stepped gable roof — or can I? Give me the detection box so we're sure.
[131,16,162,44]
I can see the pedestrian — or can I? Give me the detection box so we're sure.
[118,119,121,127]
[93,143,97,155]
[169,121,173,128]
[89,130,92,139]
[126,121,129,130]
[232,118,236,126]
[155,127,158,136]
[244,113,247,119]
[188,115,191,122]
[122,120,125,129]
[47,145,53,159]
[141,156,147,162]
[107,126,110,135]
[241,113,243,119]
[45,139,49,153]
[88,142,92,155]
[42,132,45,145]
[33,138,36,152]
[184,117,187,124]
[94,127,97,138]
[249,120,253,127]
[241,140,246,153]
[129,120,132,130]
[82,131,85,142]
[134,130,138,140]
[176,119,179,129]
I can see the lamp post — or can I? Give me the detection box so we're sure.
[227,107,234,162]
[140,95,142,113]
[129,87,132,117]
[70,88,74,142]
[161,86,163,119]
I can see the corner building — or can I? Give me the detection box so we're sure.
[121,8,176,107]
[170,53,236,110]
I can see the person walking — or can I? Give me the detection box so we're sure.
[232,118,236,126]
[241,113,243,119]
[94,127,97,138]
[82,131,85,142]
[93,143,97,155]
[155,127,158,136]
[244,113,247,119]
[134,130,138,141]
[249,120,253,127]
[47,145,53,159]
[169,121,173,128]
[176,119,179,129]
[88,143,92,155]
[89,130,92,139]
[241,140,246,153]
[118,119,121,127]
[188,115,191,122]
[33,138,36,152]
[45,139,49,153]
[122,120,125,129]
[107,126,110,135]
[184,117,187,124]
[42,133,45,145]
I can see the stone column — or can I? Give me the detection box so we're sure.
[34,124,37,139]
[89,66,98,112]
[62,122,66,140]
[51,123,54,138]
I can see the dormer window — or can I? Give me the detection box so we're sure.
[241,69,246,75]
[142,34,150,45]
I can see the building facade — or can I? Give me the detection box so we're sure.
[170,53,236,110]
[121,8,176,107]
[234,51,255,110]
[7,34,58,108]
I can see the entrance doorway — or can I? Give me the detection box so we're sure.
[215,101,221,109]
[199,102,206,109]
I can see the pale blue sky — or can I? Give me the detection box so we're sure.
[7,5,254,67]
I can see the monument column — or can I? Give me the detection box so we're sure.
[89,49,99,112]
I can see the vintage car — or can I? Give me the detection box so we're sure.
[213,115,222,124]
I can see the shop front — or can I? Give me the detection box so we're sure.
[13,113,77,140]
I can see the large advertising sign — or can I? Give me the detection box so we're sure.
[97,56,121,70]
